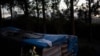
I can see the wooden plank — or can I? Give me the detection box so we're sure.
[42,46,61,56]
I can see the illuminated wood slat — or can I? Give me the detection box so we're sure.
[62,49,68,54]
[63,53,69,56]
[21,44,73,56]
[50,50,61,56]
[61,44,69,56]
[43,46,58,52]
[61,44,68,48]
[42,46,61,56]
[42,44,71,56]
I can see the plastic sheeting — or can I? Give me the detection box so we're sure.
[0,27,78,56]
[23,34,67,48]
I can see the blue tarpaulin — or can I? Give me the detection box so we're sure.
[23,34,68,48]
[0,27,21,32]
[0,27,78,56]
[23,34,78,56]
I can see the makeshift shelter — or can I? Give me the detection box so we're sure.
[0,27,78,56]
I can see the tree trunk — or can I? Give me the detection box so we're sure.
[52,3,55,19]
[10,6,13,19]
[36,0,39,18]
[89,0,92,24]
[35,0,40,32]
[42,0,46,33]
[88,0,92,42]
[0,5,2,27]
[24,0,28,16]
[70,0,75,35]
